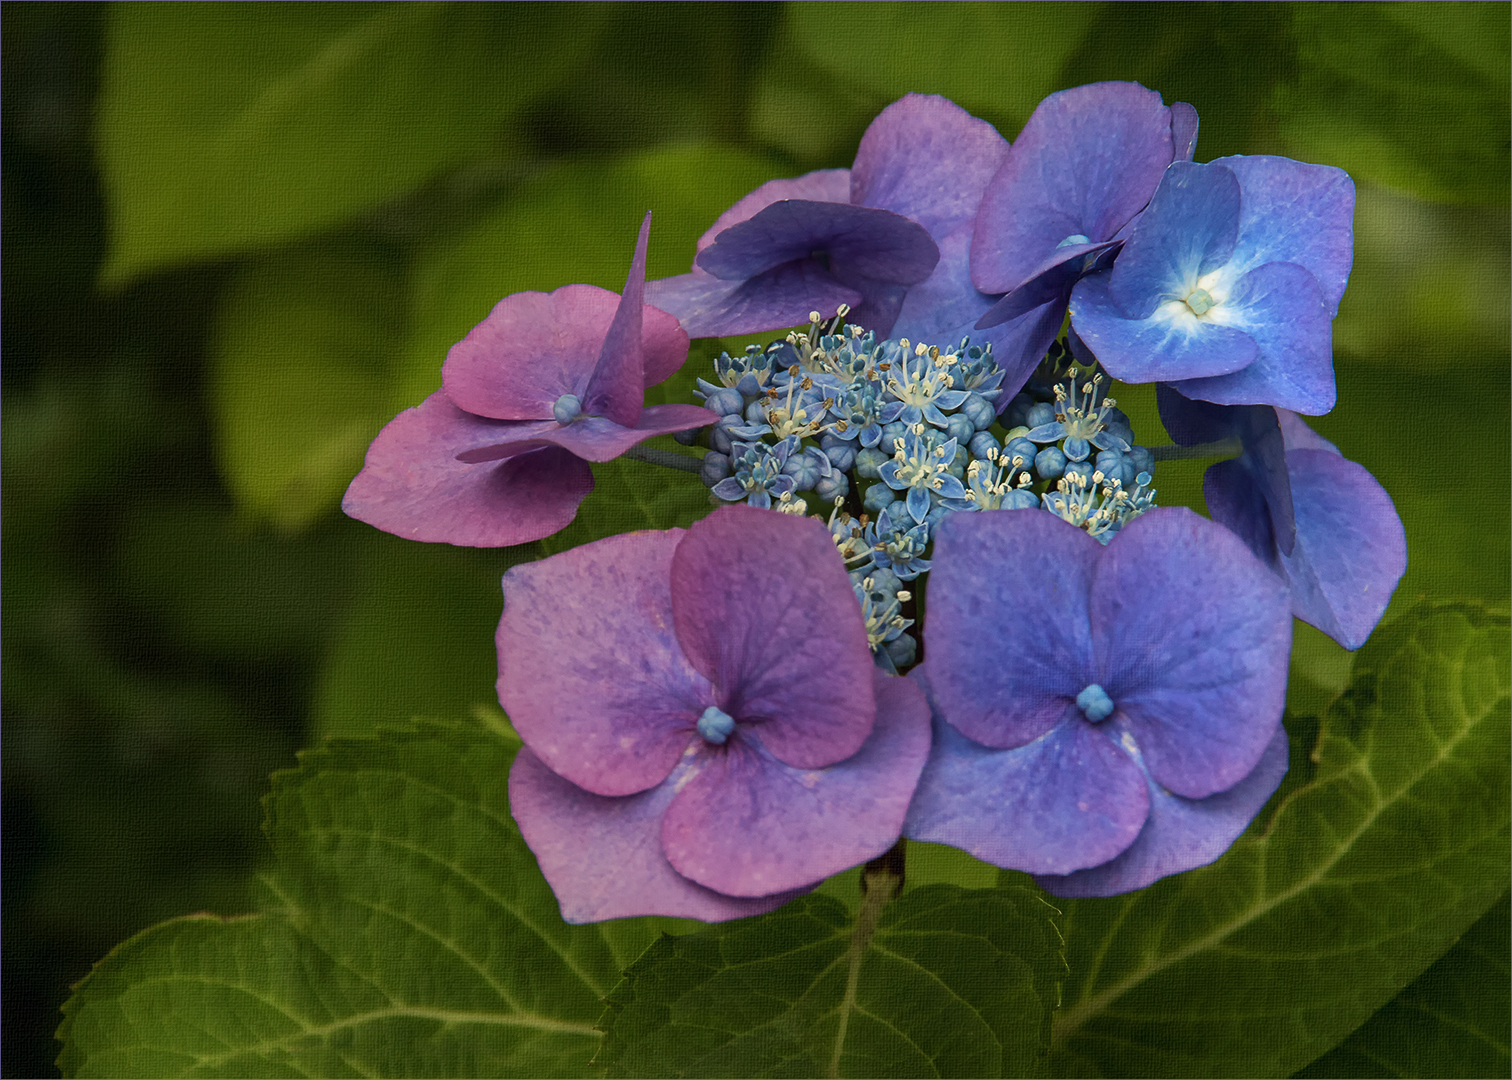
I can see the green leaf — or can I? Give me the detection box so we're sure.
[1275,3,1510,204]
[392,143,785,412]
[210,239,404,533]
[597,873,1065,1078]
[1047,601,1510,1078]
[58,719,652,1078]
[786,2,1105,131]
[1294,890,1510,1078]
[96,3,607,283]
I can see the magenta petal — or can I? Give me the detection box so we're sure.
[972,82,1176,293]
[343,391,592,547]
[509,748,799,923]
[1280,449,1406,650]
[850,93,1009,242]
[1091,509,1291,799]
[1036,724,1288,898]
[661,669,930,897]
[904,673,1150,876]
[697,200,939,285]
[645,263,862,339]
[498,530,713,797]
[525,404,718,463]
[692,169,852,259]
[671,507,875,769]
[923,511,1101,749]
[582,212,651,426]
[442,284,619,420]
[641,304,692,389]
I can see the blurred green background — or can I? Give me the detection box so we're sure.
[3,3,1507,1076]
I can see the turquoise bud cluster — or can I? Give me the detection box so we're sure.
[686,315,1160,667]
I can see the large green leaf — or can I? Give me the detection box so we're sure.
[1046,601,1510,1078]
[1295,891,1510,1078]
[1275,3,1510,205]
[786,2,1104,132]
[210,239,404,533]
[96,3,606,283]
[597,876,1065,1079]
[57,720,658,1078]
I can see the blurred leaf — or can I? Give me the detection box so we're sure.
[211,239,403,532]
[597,883,1064,1079]
[787,2,1105,133]
[1294,891,1510,1078]
[113,498,364,661]
[393,143,784,410]
[57,719,646,1078]
[1048,601,1510,1078]
[1275,3,1510,204]
[96,2,608,284]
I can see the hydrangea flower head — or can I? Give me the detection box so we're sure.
[1070,157,1355,413]
[647,94,1008,339]
[501,505,931,922]
[904,506,1292,896]
[343,213,716,546]
[1157,385,1406,649]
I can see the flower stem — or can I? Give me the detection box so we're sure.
[829,839,906,1078]
[1146,436,1243,462]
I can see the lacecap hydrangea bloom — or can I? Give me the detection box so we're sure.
[501,506,931,922]
[904,507,1293,896]
[343,213,716,546]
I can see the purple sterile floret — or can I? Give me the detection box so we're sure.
[972,82,1198,323]
[1034,723,1289,898]
[343,213,716,547]
[647,94,1008,339]
[1157,386,1406,650]
[499,505,932,919]
[1071,157,1353,414]
[904,506,1291,889]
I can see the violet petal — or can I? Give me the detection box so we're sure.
[1279,448,1407,650]
[645,262,862,340]
[1215,154,1355,315]
[498,530,712,797]
[582,212,651,427]
[343,390,592,547]
[509,748,801,923]
[850,93,1009,242]
[1035,724,1288,897]
[923,510,1101,750]
[670,506,876,769]
[1091,509,1291,799]
[1069,269,1259,383]
[1107,162,1242,320]
[972,82,1176,294]
[442,284,618,420]
[903,672,1150,875]
[522,404,718,464]
[1170,101,1200,162]
[660,669,930,897]
[692,169,852,261]
[696,200,939,286]
[1167,261,1336,414]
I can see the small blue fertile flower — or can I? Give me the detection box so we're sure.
[711,440,798,509]
[1157,385,1405,649]
[1070,157,1354,414]
[648,95,1009,338]
[501,506,931,922]
[877,424,967,524]
[904,507,1292,896]
[1023,371,1131,462]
